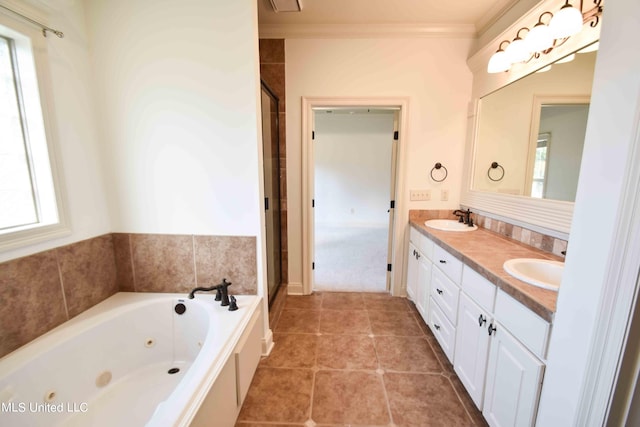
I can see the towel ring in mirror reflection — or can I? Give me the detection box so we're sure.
[488,162,505,182]
[430,163,448,182]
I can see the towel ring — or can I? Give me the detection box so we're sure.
[430,163,448,182]
[488,162,505,182]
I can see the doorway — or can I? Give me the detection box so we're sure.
[260,81,281,305]
[312,109,396,292]
[301,97,408,296]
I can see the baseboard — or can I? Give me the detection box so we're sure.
[287,282,304,295]
[261,328,274,356]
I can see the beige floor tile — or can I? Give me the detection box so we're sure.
[319,309,371,335]
[374,336,441,372]
[321,292,365,310]
[317,334,378,370]
[238,367,313,423]
[312,370,390,425]
[285,293,324,310]
[368,310,424,336]
[275,309,321,333]
[384,372,473,427]
[364,294,411,311]
[260,333,317,369]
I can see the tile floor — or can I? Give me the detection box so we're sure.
[236,292,488,427]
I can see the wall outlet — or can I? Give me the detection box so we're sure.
[410,190,431,201]
[441,189,449,201]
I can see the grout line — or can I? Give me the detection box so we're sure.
[128,234,137,292]
[191,235,198,286]
[55,249,70,320]
[445,375,479,426]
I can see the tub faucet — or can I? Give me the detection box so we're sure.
[187,278,232,306]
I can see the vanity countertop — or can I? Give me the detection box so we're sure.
[410,215,561,323]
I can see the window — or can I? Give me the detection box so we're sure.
[0,19,68,250]
[531,132,551,199]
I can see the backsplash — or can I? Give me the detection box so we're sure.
[0,233,257,358]
[409,210,567,258]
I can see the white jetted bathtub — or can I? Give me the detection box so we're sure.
[0,292,264,427]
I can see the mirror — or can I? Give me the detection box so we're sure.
[472,49,597,202]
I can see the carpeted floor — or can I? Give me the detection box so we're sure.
[313,225,388,292]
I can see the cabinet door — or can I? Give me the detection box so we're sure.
[454,293,491,409]
[406,242,419,301]
[483,322,545,427]
[415,255,431,321]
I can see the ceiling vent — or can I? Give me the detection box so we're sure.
[269,0,303,12]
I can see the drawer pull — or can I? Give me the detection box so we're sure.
[413,249,416,257]
[433,323,441,330]
[416,253,421,259]
[439,260,447,264]
[478,314,487,327]
[488,323,497,336]
[436,288,443,295]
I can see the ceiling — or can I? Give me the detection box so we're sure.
[257,0,526,38]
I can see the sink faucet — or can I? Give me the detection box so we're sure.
[188,278,233,306]
[453,209,474,227]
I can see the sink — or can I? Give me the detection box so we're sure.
[424,219,478,232]
[503,258,564,291]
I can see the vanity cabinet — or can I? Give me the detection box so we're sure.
[406,225,551,427]
[407,227,433,322]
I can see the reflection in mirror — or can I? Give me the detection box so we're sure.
[473,49,597,202]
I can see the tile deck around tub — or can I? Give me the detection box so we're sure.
[236,292,488,427]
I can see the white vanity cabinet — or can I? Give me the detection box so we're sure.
[406,225,552,427]
[407,227,433,322]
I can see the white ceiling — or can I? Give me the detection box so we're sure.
[257,0,525,38]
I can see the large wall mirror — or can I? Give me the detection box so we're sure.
[461,0,602,238]
[473,49,597,202]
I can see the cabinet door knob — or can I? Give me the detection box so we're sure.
[433,323,441,330]
[488,323,497,336]
[439,260,446,264]
[436,288,443,295]
[478,314,487,327]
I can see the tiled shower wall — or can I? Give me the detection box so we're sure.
[409,209,568,258]
[0,233,257,358]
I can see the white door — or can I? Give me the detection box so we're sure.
[454,293,491,409]
[416,254,431,321]
[406,242,419,301]
[483,322,545,427]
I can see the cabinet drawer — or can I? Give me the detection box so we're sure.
[433,245,462,283]
[462,266,496,313]
[431,267,460,326]
[495,290,550,359]
[410,226,421,245]
[429,297,456,363]
[410,226,434,260]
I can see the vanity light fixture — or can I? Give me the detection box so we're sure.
[556,53,576,64]
[487,0,603,74]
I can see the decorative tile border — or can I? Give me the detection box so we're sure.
[409,210,567,258]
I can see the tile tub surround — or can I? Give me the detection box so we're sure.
[236,291,488,427]
[0,235,118,358]
[410,214,561,321]
[0,233,258,359]
[410,210,568,258]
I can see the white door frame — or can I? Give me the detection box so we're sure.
[301,96,409,296]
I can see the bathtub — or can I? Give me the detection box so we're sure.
[0,292,264,427]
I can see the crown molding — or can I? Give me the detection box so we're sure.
[258,23,477,39]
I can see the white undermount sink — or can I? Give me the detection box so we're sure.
[503,258,564,291]
[424,219,478,232]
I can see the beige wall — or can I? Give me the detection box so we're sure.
[285,37,474,291]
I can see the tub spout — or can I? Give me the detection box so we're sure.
[187,285,219,299]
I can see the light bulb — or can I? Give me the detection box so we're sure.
[505,37,530,64]
[549,3,583,39]
[526,23,554,52]
[487,49,510,73]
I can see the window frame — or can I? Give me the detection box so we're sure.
[0,11,69,251]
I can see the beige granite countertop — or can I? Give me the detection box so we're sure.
[409,211,561,323]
